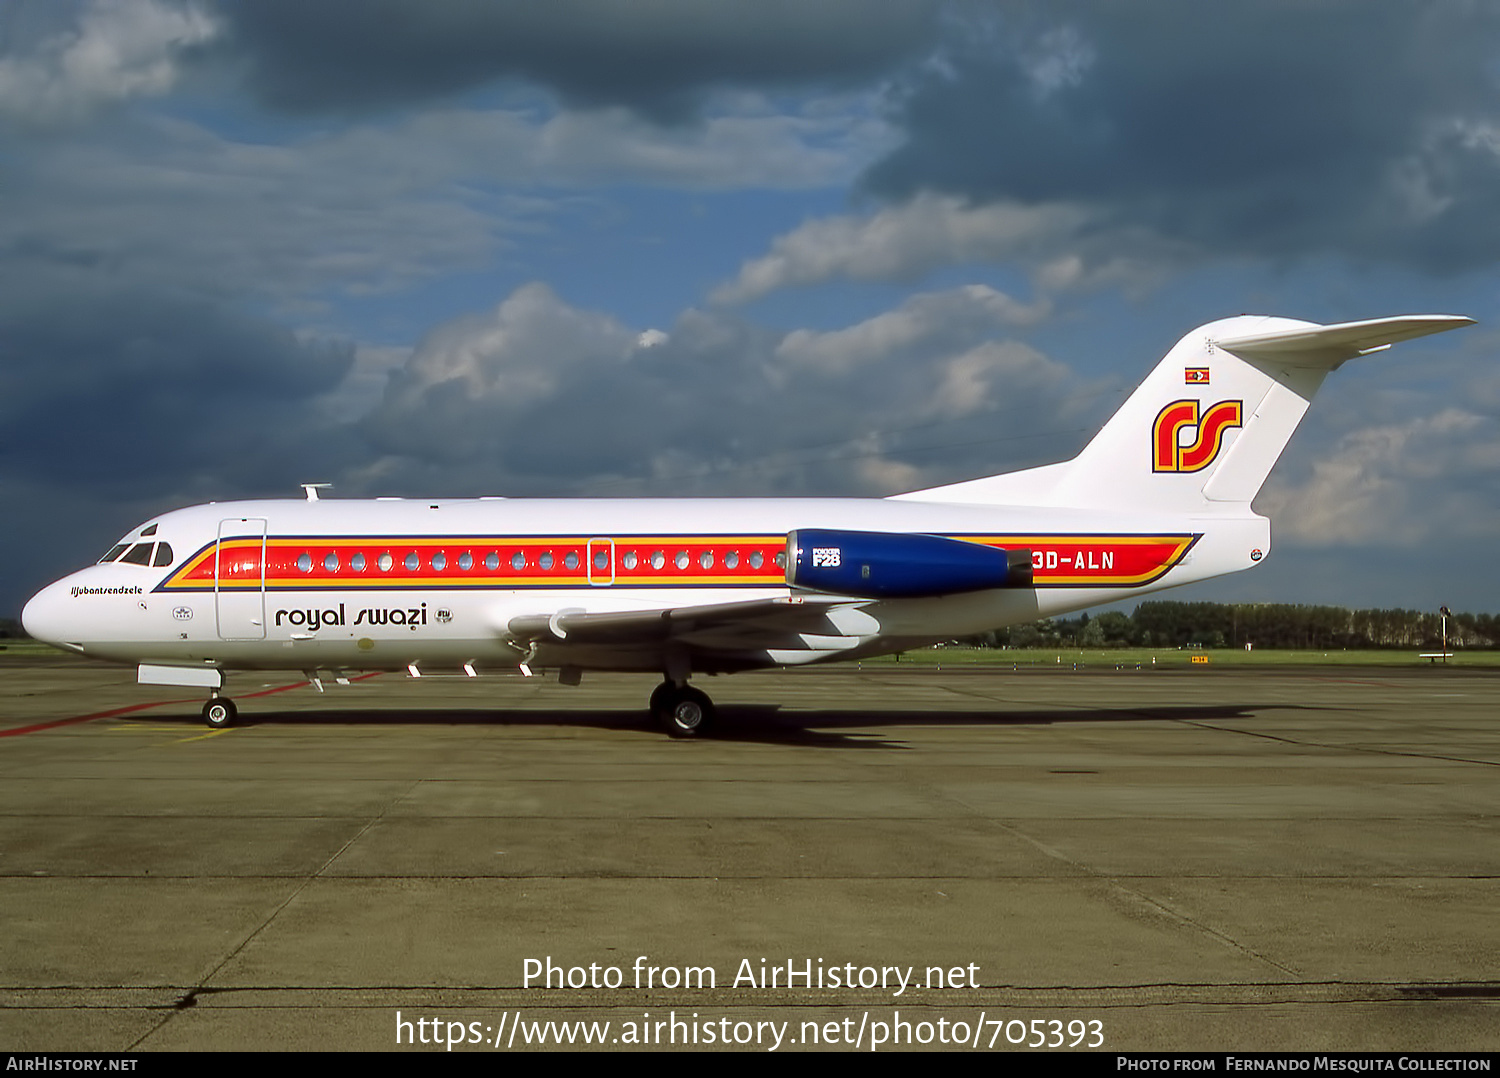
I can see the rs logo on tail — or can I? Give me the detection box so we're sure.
[1152,399,1243,473]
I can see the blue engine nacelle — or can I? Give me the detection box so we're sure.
[785,529,1033,599]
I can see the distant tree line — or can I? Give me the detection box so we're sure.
[963,602,1494,651]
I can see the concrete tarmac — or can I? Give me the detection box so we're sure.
[1,655,1496,1053]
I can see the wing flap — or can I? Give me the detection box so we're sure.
[507,595,869,646]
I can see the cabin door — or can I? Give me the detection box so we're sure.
[215,517,267,640]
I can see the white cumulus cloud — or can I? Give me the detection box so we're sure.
[1262,408,1500,547]
[711,193,1189,304]
[0,0,218,126]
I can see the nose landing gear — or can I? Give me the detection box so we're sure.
[650,680,716,738]
[202,695,238,730]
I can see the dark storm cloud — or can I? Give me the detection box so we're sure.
[864,1,1500,269]
[0,287,355,494]
[217,0,944,119]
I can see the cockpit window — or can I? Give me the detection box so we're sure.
[98,544,128,564]
[152,543,173,567]
[140,524,158,537]
[119,543,154,566]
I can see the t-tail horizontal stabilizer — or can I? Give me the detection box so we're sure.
[895,313,1475,512]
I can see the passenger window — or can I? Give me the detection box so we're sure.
[623,551,638,570]
[700,551,713,569]
[564,551,579,570]
[539,552,555,570]
[510,552,523,570]
[459,552,473,571]
[726,551,739,569]
[351,553,367,572]
[378,552,393,572]
[593,551,608,571]
[404,552,420,571]
[432,552,447,571]
[153,543,174,567]
[297,553,313,573]
[650,550,665,570]
[749,551,764,570]
[675,551,690,569]
[324,552,339,572]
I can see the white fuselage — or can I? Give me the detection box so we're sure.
[23,494,1267,676]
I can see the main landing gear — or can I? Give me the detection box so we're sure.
[196,677,715,735]
[650,680,716,738]
[202,694,237,730]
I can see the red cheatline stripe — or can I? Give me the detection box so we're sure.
[0,671,384,738]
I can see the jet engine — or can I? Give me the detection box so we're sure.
[785,529,1033,599]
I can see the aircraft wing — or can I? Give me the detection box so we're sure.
[506,594,877,648]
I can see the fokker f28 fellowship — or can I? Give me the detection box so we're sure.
[22,313,1473,735]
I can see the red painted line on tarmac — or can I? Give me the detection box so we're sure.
[0,697,201,738]
[237,670,384,700]
[0,672,384,738]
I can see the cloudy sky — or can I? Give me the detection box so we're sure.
[4,0,1498,618]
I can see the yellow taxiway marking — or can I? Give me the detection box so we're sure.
[106,724,233,743]
[170,729,232,744]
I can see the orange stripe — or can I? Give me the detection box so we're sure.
[163,532,1194,590]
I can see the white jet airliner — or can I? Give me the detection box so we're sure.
[22,313,1473,735]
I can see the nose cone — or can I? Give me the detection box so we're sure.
[22,579,76,649]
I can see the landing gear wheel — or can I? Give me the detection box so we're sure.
[202,697,237,730]
[657,684,715,738]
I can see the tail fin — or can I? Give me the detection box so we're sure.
[897,314,1473,511]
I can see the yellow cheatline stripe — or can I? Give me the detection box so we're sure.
[1039,573,1173,586]
[231,534,787,547]
[175,533,1193,587]
[171,537,786,581]
[211,532,1189,547]
[956,534,1193,545]
[186,575,786,589]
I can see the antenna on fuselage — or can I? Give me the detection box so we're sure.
[301,483,333,502]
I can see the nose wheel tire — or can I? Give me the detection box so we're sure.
[202,697,237,730]
[651,682,715,738]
